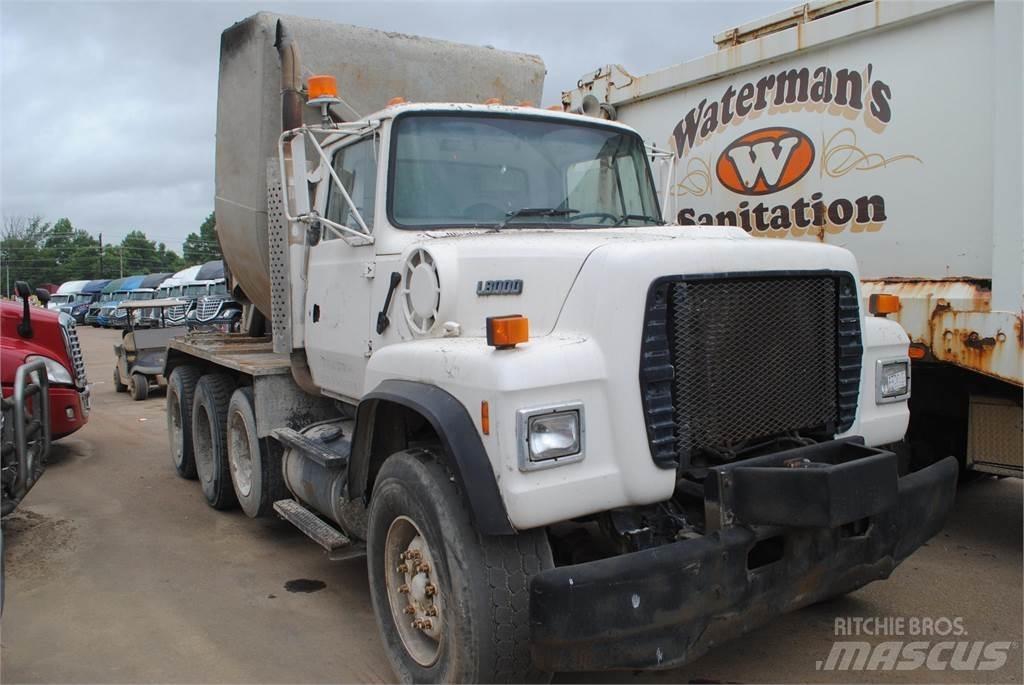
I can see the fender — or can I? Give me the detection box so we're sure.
[350,379,514,535]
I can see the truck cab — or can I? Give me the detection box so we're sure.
[163,14,958,683]
[47,280,90,312]
[1,286,89,443]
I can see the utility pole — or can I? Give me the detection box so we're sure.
[98,233,103,278]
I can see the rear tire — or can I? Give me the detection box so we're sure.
[192,374,238,510]
[167,366,201,479]
[113,367,127,393]
[226,386,287,518]
[367,449,553,684]
[129,373,149,401]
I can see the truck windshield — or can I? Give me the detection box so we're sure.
[72,293,92,304]
[183,285,208,297]
[128,291,154,301]
[389,113,661,229]
[50,295,72,305]
[210,282,228,296]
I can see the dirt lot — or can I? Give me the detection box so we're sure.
[2,327,1021,683]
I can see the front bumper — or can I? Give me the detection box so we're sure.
[529,453,958,672]
[48,386,89,439]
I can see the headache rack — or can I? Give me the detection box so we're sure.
[639,271,862,469]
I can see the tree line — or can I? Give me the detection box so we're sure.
[0,213,221,296]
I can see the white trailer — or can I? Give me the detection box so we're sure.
[563,0,1023,476]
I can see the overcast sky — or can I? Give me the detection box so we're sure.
[1,0,790,254]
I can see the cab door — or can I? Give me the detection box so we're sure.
[303,135,378,401]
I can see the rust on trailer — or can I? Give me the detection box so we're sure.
[862,278,1023,387]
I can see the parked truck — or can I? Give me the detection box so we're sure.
[163,12,957,682]
[563,0,1023,478]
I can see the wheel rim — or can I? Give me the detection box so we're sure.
[169,393,184,465]
[384,515,443,667]
[193,405,213,485]
[227,410,253,497]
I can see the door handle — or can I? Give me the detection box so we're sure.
[376,272,402,334]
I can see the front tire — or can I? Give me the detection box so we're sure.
[113,367,127,393]
[367,449,552,684]
[191,374,237,510]
[226,386,287,518]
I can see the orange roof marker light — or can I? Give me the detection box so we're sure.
[546,105,564,112]
[868,293,900,317]
[484,97,502,105]
[487,315,529,349]
[307,75,340,105]
[387,96,407,107]
[517,100,535,107]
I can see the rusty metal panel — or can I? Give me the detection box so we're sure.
[968,395,1023,473]
[862,279,1023,386]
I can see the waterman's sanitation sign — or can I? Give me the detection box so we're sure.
[670,62,917,239]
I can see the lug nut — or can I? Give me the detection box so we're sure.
[413,618,424,629]
[397,563,409,573]
[403,605,416,615]
[426,606,438,617]
[398,584,409,594]
[418,562,430,573]
[421,619,432,630]
[424,583,436,597]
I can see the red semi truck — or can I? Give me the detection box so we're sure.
[2,281,90,515]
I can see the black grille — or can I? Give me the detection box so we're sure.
[639,272,861,468]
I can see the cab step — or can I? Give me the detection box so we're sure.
[273,426,349,469]
[273,499,364,561]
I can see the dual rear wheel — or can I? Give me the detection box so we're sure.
[166,366,284,515]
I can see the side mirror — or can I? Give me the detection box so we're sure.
[13,280,33,338]
[35,288,51,304]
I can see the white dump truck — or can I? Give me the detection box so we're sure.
[563,0,1023,478]
[164,12,957,682]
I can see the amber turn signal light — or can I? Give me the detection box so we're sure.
[486,315,528,349]
[908,344,927,360]
[869,293,900,316]
[480,401,490,435]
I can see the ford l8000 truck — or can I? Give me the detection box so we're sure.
[162,13,957,683]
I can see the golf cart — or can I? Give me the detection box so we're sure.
[112,299,187,401]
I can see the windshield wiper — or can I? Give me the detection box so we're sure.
[614,213,666,226]
[496,207,579,230]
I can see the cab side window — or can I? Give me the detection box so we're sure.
[325,137,377,235]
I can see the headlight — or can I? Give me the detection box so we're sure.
[25,355,74,385]
[876,358,910,403]
[114,308,126,317]
[517,403,584,470]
